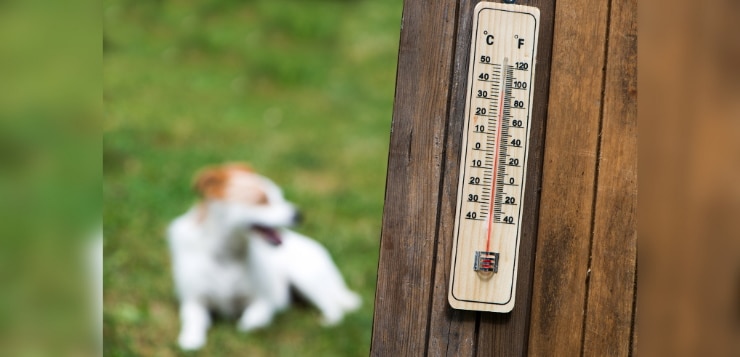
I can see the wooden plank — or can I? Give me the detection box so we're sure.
[526,0,611,354]
[425,0,480,354]
[370,0,461,355]
[581,0,637,353]
[473,0,555,355]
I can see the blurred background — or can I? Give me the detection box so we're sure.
[640,0,740,354]
[0,0,100,356]
[104,0,401,355]
[0,0,737,355]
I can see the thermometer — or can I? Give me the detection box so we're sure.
[449,2,540,313]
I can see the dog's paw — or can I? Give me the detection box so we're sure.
[340,291,362,312]
[237,315,269,332]
[178,331,206,351]
[237,302,274,332]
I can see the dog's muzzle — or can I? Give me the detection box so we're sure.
[252,225,282,245]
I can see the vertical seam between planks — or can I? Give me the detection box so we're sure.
[628,260,637,357]
[578,0,613,354]
[423,1,463,355]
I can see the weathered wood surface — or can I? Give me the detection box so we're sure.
[581,0,637,354]
[526,0,612,352]
[370,0,461,355]
[372,0,637,354]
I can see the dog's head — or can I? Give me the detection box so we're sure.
[193,162,301,245]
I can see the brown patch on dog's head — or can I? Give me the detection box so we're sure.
[193,163,248,199]
[193,162,264,202]
[193,166,226,199]
[222,162,253,174]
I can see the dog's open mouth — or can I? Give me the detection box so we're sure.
[252,225,282,245]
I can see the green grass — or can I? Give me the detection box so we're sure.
[103,0,401,355]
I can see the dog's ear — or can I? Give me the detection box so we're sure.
[193,167,227,199]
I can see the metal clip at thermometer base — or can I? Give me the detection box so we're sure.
[448,2,540,313]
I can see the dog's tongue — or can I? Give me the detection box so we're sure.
[253,226,282,245]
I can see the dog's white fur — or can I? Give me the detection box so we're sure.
[167,164,360,350]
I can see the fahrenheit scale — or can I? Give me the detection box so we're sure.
[449,2,539,312]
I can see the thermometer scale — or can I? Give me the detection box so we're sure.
[449,2,540,312]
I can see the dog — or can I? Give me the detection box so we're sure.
[167,163,361,350]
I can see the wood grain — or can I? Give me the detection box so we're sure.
[581,0,637,353]
[370,0,461,355]
[426,0,480,355]
[526,0,611,354]
[372,0,636,354]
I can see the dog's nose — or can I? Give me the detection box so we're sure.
[292,210,303,225]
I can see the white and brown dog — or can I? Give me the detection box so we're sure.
[167,163,360,350]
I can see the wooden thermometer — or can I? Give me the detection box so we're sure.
[449,2,540,312]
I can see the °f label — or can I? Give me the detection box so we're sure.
[449,2,539,313]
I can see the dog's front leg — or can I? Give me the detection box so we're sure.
[237,299,277,332]
[177,300,211,350]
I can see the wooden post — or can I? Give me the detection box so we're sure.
[371,0,636,355]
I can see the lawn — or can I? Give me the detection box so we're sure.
[103,0,401,355]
